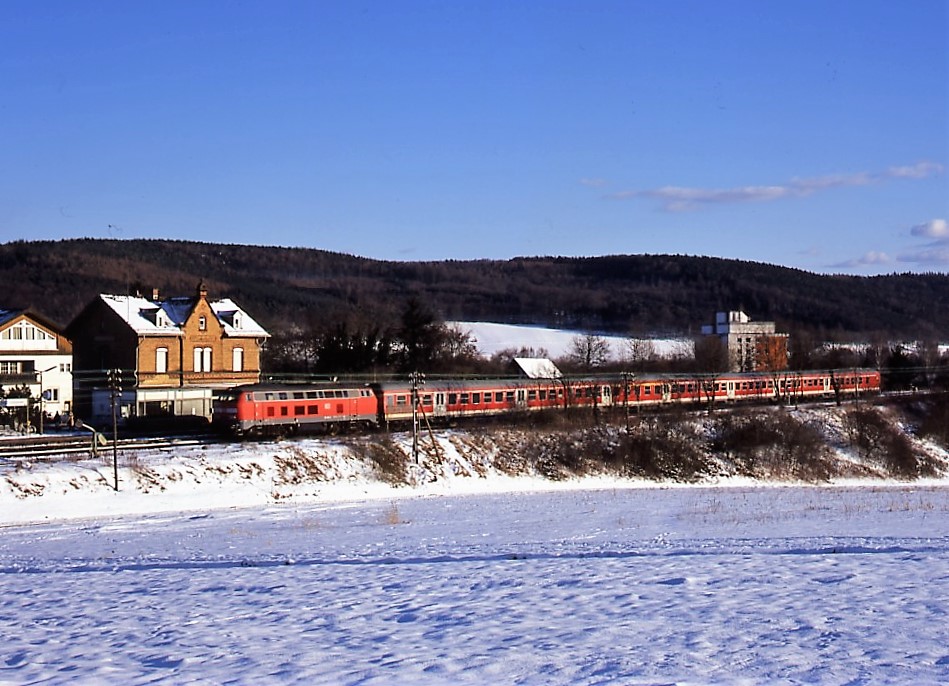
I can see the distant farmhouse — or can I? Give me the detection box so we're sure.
[0,309,73,428]
[66,283,269,424]
[701,311,788,373]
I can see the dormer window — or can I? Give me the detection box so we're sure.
[232,312,242,329]
[156,311,168,327]
[199,315,207,331]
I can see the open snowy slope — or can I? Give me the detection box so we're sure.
[2,486,949,684]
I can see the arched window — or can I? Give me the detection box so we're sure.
[232,347,244,372]
[193,347,213,372]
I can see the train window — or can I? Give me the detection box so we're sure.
[422,394,432,405]
[294,406,305,416]
[308,405,319,415]
[280,407,288,416]
[245,393,253,401]
[505,391,514,402]
[495,392,503,402]
[449,394,457,404]
[265,392,275,401]
[539,390,547,400]
[460,393,469,404]
[396,395,407,406]
[528,390,537,400]
[472,393,481,404]
[306,391,318,399]
[267,407,275,417]
[278,392,288,400]
[293,392,304,400]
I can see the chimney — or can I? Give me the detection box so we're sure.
[197,281,208,300]
[152,288,160,301]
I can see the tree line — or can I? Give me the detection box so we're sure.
[4,238,949,349]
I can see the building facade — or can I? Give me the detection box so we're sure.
[0,309,73,426]
[66,284,269,423]
[701,311,788,373]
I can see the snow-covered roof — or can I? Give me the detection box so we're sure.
[512,357,562,379]
[99,294,269,338]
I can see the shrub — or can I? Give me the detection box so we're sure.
[843,407,922,478]
[712,409,832,481]
[350,436,410,485]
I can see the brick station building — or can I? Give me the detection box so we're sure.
[66,283,269,424]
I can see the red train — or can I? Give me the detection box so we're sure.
[212,368,881,436]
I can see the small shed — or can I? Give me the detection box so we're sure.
[510,357,562,379]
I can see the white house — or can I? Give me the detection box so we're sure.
[0,309,73,422]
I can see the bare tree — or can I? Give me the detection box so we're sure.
[623,336,656,372]
[567,334,611,372]
[694,336,729,373]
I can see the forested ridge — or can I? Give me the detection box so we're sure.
[3,238,949,342]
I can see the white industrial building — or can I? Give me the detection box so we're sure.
[701,311,788,372]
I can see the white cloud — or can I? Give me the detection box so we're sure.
[897,247,949,266]
[829,251,894,270]
[909,218,949,241]
[579,178,608,188]
[887,161,944,179]
[607,161,944,212]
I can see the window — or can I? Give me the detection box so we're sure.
[198,315,207,331]
[156,347,168,374]
[193,347,212,372]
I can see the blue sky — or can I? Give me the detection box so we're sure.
[2,1,946,275]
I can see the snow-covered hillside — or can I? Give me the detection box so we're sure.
[449,321,690,359]
[2,404,947,525]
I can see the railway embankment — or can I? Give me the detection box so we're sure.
[2,399,948,525]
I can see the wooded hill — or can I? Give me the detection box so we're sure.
[3,238,949,342]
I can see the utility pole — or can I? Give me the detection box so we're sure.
[107,368,122,491]
[410,371,425,464]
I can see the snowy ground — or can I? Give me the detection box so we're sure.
[2,432,949,684]
[449,321,689,360]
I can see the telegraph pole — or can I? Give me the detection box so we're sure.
[410,371,425,464]
[107,369,122,491]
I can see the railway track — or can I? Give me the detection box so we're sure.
[0,433,220,461]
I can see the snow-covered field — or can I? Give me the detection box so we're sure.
[450,321,689,360]
[2,432,949,684]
